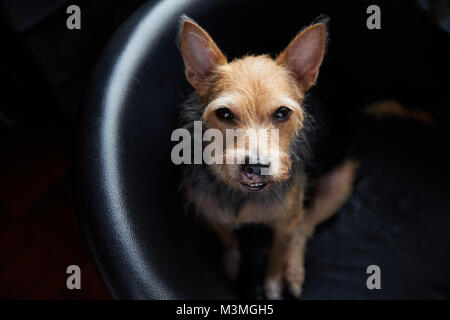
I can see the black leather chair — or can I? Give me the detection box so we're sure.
[77,0,450,299]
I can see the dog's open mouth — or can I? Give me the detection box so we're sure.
[240,181,269,191]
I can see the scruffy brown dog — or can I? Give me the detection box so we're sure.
[178,16,358,299]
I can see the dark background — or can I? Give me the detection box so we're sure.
[0,0,449,299]
[0,0,150,300]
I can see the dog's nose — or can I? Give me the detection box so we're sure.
[241,163,270,178]
[242,164,262,177]
[241,156,270,178]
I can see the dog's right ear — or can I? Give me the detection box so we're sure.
[179,16,227,91]
[277,19,328,93]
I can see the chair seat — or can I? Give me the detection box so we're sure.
[77,0,450,299]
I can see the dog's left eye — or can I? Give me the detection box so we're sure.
[215,107,235,121]
[273,107,292,121]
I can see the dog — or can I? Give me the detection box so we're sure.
[177,15,359,299]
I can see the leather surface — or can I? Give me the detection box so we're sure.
[77,0,450,299]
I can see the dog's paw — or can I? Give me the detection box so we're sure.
[223,247,240,281]
[264,276,283,300]
[285,262,305,298]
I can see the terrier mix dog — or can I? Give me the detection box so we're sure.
[178,16,358,299]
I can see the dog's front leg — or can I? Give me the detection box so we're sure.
[284,223,312,298]
[264,221,297,299]
[283,158,360,298]
[206,219,240,281]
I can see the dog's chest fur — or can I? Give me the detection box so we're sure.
[184,163,306,226]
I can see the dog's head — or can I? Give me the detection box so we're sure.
[179,16,327,193]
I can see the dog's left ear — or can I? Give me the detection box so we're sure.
[277,21,327,93]
[179,16,227,91]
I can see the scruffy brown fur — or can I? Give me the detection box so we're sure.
[178,16,358,299]
[364,99,438,127]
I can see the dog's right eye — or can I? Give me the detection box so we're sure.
[273,106,292,121]
[215,107,235,121]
